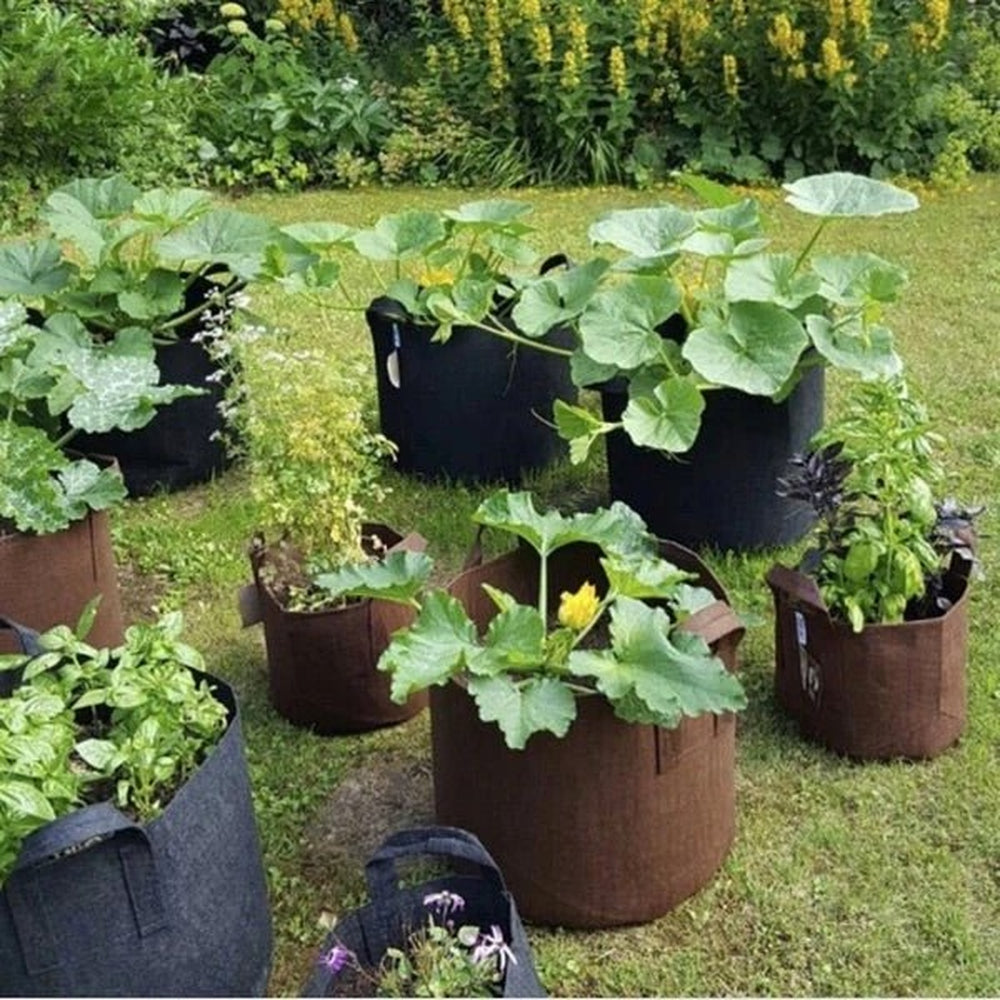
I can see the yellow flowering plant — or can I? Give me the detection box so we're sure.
[326,490,746,749]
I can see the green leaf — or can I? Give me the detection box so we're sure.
[569,348,618,388]
[131,187,214,227]
[155,210,278,279]
[553,399,616,465]
[0,780,56,821]
[352,212,446,261]
[782,173,919,218]
[588,205,695,261]
[49,176,140,219]
[474,492,656,559]
[378,592,478,702]
[0,240,74,296]
[0,423,73,534]
[672,172,742,208]
[73,738,118,771]
[280,221,355,251]
[805,316,902,379]
[724,253,822,309]
[811,253,908,306]
[117,271,184,321]
[567,597,746,725]
[443,200,533,230]
[579,276,682,369]
[479,605,547,671]
[74,597,102,642]
[602,554,693,600]
[313,551,433,604]
[58,460,127,520]
[466,674,576,749]
[41,192,109,267]
[511,259,609,338]
[844,540,881,582]
[684,301,808,395]
[621,373,705,453]
[0,302,31,352]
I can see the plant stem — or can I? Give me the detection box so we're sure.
[792,219,830,274]
[570,595,615,649]
[469,318,573,358]
[538,552,549,632]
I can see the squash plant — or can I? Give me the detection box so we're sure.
[318,491,747,749]
[546,172,920,462]
[0,608,227,885]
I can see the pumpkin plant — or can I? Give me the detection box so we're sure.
[539,172,920,462]
[321,491,747,748]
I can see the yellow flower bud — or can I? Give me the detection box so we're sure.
[226,17,250,34]
[609,44,628,96]
[558,582,601,631]
[722,53,739,98]
[220,2,246,18]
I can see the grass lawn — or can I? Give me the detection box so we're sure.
[111,176,1000,996]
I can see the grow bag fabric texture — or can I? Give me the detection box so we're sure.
[302,827,545,998]
[0,510,124,654]
[366,296,575,484]
[767,559,971,760]
[249,525,427,734]
[433,540,744,928]
[601,365,825,550]
[0,647,272,997]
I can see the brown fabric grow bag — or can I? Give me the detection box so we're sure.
[767,560,970,760]
[0,511,124,654]
[249,525,427,735]
[432,539,744,928]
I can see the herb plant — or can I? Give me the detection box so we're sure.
[317,890,515,998]
[0,607,227,884]
[776,377,982,632]
[321,491,747,749]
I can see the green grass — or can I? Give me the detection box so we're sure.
[109,177,1000,996]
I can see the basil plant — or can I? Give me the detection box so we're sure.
[316,491,747,749]
[547,172,920,462]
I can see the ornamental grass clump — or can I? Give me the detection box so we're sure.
[323,490,746,748]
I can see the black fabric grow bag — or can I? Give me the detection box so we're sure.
[302,827,545,998]
[0,621,272,997]
[367,272,576,484]
[601,365,825,550]
[72,274,236,497]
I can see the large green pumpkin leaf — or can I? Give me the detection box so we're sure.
[474,492,655,558]
[41,192,109,268]
[806,315,902,379]
[58,460,127,522]
[782,173,919,218]
[476,605,547,674]
[467,674,576,749]
[314,550,433,605]
[377,592,478,702]
[49,176,140,219]
[280,221,355,251]
[155,210,278,279]
[444,200,533,232]
[0,240,74,297]
[0,303,31,353]
[621,372,705,453]
[352,211,446,261]
[511,258,608,338]
[117,270,184,321]
[588,205,695,260]
[568,597,745,725]
[684,301,808,395]
[724,253,822,309]
[0,424,71,534]
[811,253,908,306]
[579,276,682,369]
[602,554,693,601]
[131,188,214,228]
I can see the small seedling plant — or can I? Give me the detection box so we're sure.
[0,606,228,884]
[776,377,982,632]
[318,491,747,749]
[318,890,515,998]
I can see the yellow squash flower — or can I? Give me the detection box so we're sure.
[558,581,601,631]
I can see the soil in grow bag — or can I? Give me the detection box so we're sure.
[366,297,576,485]
[768,556,971,760]
[432,539,744,928]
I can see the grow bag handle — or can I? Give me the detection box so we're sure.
[679,600,746,652]
[5,801,167,976]
[765,565,827,614]
[538,253,573,275]
[365,826,508,903]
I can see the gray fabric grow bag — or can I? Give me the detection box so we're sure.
[0,620,272,997]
